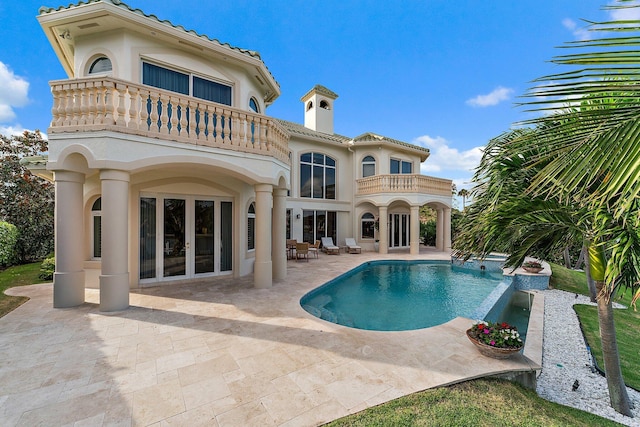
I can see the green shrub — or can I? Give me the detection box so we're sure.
[39,256,55,281]
[0,221,19,267]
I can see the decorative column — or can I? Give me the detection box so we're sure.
[410,205,420,255]
[272,188,287,281]
[436,208,444,251]
[254,184,273,288]
[53,171,86,308]
[378,206,388,254]
[99,169,130,312]
[444,207,452,252]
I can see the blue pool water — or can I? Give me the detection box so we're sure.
[300,261,507,331]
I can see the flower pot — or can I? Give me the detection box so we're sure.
[523,266,543,274]
[466,329,523,359]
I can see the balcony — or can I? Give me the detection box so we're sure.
[49,77,290,165]
[356,174,452,196]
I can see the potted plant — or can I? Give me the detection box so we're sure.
[466,320,523,359]
[522,260,543,273]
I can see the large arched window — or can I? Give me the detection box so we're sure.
[88,57,112,74]
[91,197,102,258]
[247,202,256,251]
[362,155,376,178]
[299,152,336,199]
[361,212,375,239]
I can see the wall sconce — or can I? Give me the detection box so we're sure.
[296,214,301,219]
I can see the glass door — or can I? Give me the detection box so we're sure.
[389,213,410,249]
[164,198,186,278]
[194,200,214,274]
[139,195,232,283]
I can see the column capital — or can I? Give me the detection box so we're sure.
[254,183,273,193]
[53,170,85,184]
[273,188,288,198]
[100,169,130,182]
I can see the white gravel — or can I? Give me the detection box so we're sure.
[536,289,640,426]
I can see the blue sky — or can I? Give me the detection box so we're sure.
[0,0,628,193]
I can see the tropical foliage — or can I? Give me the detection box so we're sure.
[455,0,640,416]
[0,131,53,264]
[469,321,523,349]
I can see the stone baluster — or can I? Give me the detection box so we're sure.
[231,111,240,146]
[127,85,139,131]
[222,109,231,145]
[71,86,81,126]
[78,83,88,126]
[86,83,96,125]
[260,117,268,150]
[149,91,159,133]
[187,101,196,139]
[169,96,179,135]
[238,112,246,147]
[214,108,223,144]
[114,84,127,127]
[139,90,149,131]
[159,93,170,135]
[202,104,211,143]
[179,99,188,137]
[51,85,61,127]
[103,80,115,125]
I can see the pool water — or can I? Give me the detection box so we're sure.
[300,261,507,331]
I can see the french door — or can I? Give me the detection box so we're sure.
[388,213,410,249]
[139,195,232,282]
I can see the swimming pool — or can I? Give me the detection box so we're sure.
[300,260,508,331]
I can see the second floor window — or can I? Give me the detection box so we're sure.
[300,152,336,199]
[142,62,232,106]
[362,155,376,177]
[390,158,412,174]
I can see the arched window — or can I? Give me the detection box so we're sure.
[249,97,259,113]
[88,57,112,74]
[247,202,256,251]
[320,100,330,109]
[306,101,313,111]
[299,152,336,199]
[362,155,376,177]
[91,197,102,258]
[361,212,375,239]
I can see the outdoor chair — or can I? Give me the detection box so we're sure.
[296,242,309,262]
[344,238,361,254]
[308,240,320,258]
[321,237,340,255]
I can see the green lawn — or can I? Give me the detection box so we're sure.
[549,262,640,390]
[326,378,620,427]
[0,261,46,317]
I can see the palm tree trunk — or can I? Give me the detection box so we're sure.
[582,244,597,302]
[589,244,633,416]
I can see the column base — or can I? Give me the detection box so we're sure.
[272,253,286,281]
[53,271,86,308]
[254,261,273,288]
[99,273,130,312]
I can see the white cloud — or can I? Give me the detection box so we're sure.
[0,125,47,139]
[0,61,29,123]
[414,135,483,174]
[608,1,640,21]
[562,18,590,41]
[465,86,513,107]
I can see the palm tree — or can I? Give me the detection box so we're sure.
[457,188,470,210]
[457,1,640,415]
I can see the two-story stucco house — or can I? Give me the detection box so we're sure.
[34,0,452,312]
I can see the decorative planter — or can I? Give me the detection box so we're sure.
[523,266,543,274]
[466,329,523,359]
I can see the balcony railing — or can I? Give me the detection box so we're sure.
[49,77,290,164]
[356,174,452,196]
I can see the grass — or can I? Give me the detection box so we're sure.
[0,261,46,317]
[326,378,620,427]
[549,262,640,391]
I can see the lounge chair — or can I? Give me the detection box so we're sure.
[344,238,361,254]
[296,242,309,262]
[308,240,320,258]
[321,237,340,255]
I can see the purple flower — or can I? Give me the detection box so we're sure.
[490,340,496,346]
[483,329,490,334]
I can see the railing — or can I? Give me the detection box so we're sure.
[49,77,290,164]
[356,174,452,196]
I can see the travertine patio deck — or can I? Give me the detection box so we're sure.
[0,248,542,426]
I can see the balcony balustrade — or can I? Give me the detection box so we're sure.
[49,77,290,164]
[356,174,452,196]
